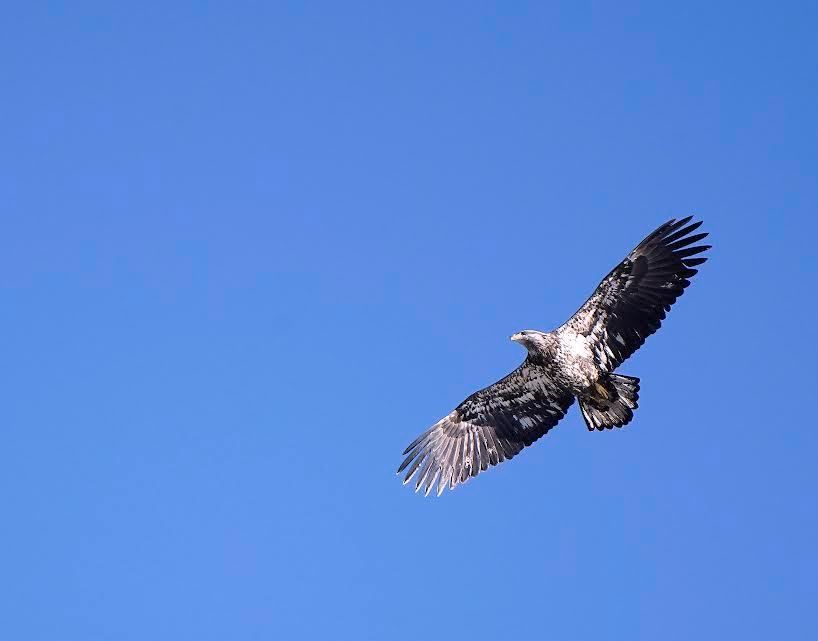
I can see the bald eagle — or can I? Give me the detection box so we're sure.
[398,217,710,496]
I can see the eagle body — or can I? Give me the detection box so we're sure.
[507,331,597,393]
[398,217,710,496]
[552,329,600,391]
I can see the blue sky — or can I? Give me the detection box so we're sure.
[2,2,817,639]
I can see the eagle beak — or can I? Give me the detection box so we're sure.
[510,333,523,343]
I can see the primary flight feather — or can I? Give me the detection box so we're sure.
[397,216,710,496]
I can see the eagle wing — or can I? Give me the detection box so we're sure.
[397,359,574,496]
[562,216,710,371]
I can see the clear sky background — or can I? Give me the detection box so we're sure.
[2,2,817,640]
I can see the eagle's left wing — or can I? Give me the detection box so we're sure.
[562,216,710,372]
[397,359,574,496]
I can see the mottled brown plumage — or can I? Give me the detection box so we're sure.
[398,217,710,496]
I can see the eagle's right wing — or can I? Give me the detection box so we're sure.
[397,359,574,496]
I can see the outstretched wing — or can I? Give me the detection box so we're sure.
[397,359,574,496]
[562,216,710,371]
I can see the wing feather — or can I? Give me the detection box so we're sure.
[562,216,710,371]
[398,359,574,495]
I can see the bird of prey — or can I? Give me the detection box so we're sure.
[398,217,710,496]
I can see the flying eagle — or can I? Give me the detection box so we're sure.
[398,217,710,496]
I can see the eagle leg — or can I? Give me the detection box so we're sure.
[593,381,610,400]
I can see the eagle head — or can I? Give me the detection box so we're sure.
[510,330,547,352]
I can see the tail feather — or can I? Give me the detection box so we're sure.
[579,374,640,430]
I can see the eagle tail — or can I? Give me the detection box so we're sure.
[579,374,640,430]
